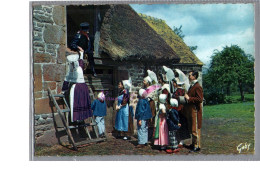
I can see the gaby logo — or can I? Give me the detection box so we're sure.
[237,143,251,153]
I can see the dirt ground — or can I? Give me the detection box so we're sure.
[35,132,194,156]
[35,117,254,156]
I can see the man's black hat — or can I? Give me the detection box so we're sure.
[80,22,89,31]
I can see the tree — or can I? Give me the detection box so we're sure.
[206,45,254,101]
[173,25,198,53]
[189,45,198,53]
[173,25,185,39]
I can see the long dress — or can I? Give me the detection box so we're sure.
[62,59,92,122]
[153,83,170,139]
[127,105,134,136]
[167,108,181,149]
[172,88,190,141]
[154,108,169,147]
[115,90,129,132]
[70,83,92,122]
[145,84,160,142]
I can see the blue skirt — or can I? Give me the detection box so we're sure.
[115,104,129,131]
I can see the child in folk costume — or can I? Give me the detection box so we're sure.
[166,99,182,153]
[135,89,153,148]
[154,94,169,150]
[91,92,107,138]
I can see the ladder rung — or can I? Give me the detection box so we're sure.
[60,109,70,113]
[53,94,65,97]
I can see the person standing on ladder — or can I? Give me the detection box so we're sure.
[69,22,97,77]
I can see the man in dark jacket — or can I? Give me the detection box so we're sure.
[69,22,97,77]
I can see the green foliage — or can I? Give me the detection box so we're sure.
[173,25,198,53]
[173,25,185,39]
[223,96,237,104]
[189,45,198,53]
[224,94,254,104]
[203,45,254,103]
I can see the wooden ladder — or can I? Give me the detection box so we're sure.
[48,88,106,151]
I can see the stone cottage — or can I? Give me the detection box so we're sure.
[32,4,203,146]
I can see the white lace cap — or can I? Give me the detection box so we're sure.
[67,54,79,62]
[64,54,85,83]
[147,70,158,84]
[138,89,146,98]
[170,98,178,107]
[159,103,166,111]
[175,68,190,91]
[159,94,167,104]
[144,76,152,84]
[163,65,175,82]
[98,92,105,100]
[122,77,132,92]
[161,84,170,93]
[175,77,184,85]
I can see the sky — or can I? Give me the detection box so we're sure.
[130,4,255,67]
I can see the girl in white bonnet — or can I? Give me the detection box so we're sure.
[153,94,169,150]
[91,92,107,138]
[135,89,153,148]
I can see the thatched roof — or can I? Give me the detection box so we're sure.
[99,5,180,63]
[139,14,203,65]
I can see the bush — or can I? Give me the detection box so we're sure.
[204,92,225,105]
[224,96,238,104]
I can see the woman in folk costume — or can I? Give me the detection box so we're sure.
[154,94,169,150]
[157,73,171,108]
[162,66,176,101]
[135,89,153,148]
[143,70,161,143]
[115,78,132,140]
[173,69,191,147]
[61,52,92,123]
[171,77,190,148]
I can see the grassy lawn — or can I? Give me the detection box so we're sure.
[201,100,255,154]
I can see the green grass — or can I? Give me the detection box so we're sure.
[202,101,255,154]
[203,102,254,121]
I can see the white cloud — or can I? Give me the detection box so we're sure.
[130,4,255,66]
[185,27,255,66]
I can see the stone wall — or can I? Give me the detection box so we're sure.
[33,4,67,142]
